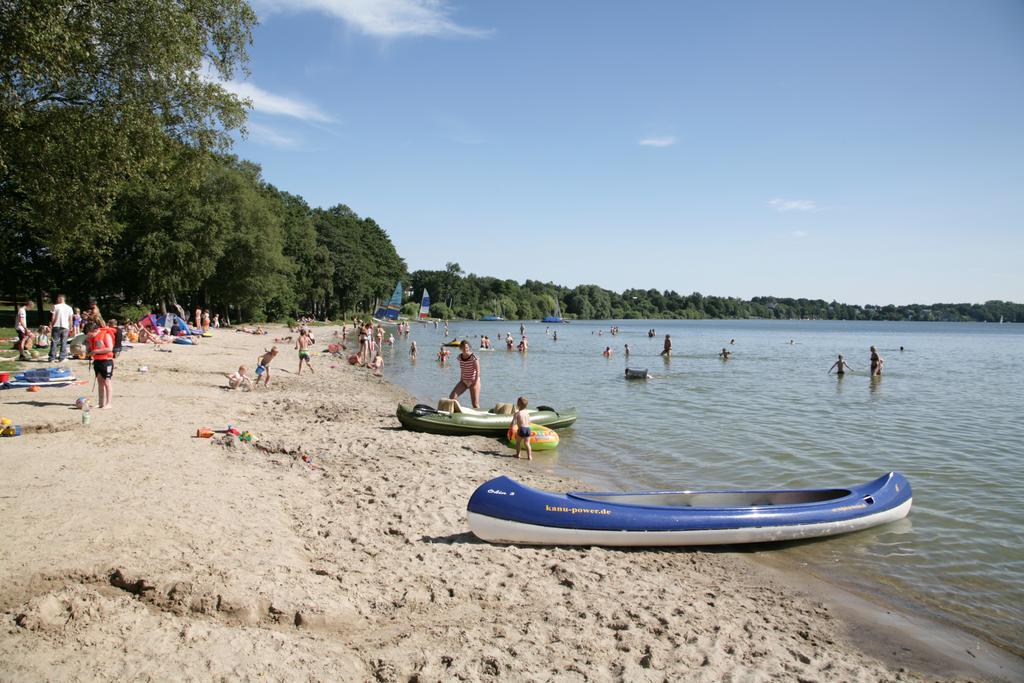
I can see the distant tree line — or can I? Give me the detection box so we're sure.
[407,267,1023,323]
[1,2,1017,326]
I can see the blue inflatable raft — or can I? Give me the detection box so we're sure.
[467,473,912,546]
[15,367,72,382]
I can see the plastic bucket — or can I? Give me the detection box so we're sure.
[0,373,9,383]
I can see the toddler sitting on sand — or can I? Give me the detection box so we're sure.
[225,365,254,391]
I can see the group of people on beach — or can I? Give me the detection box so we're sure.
[15,295,120,409]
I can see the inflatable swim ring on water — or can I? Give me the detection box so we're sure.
[505,424,560,451]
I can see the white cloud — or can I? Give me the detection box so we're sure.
[768,198,818,212]
[246,122,299,148]
[254,0,488,38]
[221,80,334,123]
[638,136,676,147]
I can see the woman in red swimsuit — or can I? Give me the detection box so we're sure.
[450,340,481,409]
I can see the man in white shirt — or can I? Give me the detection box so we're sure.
[49,294,74,362]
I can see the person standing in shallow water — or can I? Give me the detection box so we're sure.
[869,346,884,376]
[661,334,672,357]
[829,354,854,375]
[450,340,481,408]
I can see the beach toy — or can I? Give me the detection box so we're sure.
[226,426,240,436]
[74,397,88,409]
[138,366,148,373]
[1,417,10,426]
[27,386,40,393]
[0,373,9,383]
[505,424,560,451]
[196,428,214,438]
[238,431,254,443]
[1,425,21,437]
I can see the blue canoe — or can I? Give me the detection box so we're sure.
[467,473,912,546]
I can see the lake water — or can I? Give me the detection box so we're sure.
[379,319,1024,657]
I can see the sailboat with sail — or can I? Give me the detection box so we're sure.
[541,300,566,324]
[373,281,403,322]
[418,290,431,320]
[480,299,504,321]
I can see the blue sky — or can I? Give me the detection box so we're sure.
[225,1,1024,305]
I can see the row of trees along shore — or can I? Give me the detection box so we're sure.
[1,2,1019,325]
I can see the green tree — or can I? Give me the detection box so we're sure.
[0,0,255,293]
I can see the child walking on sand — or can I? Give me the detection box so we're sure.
[255,346,279,387]
[226,365,254,390]
[511,396,532,460]
[296,330,314,374]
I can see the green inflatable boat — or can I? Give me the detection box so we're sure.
[396,403,578,436]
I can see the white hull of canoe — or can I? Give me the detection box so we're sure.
[466,497,912,546]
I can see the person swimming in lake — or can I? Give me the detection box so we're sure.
[828,354,854,376]
[602,346,613,357]
[660,334,672,357]
[410,341,417,359]
[870,346,884,376]
[719,348,732,359]
[624,343,630,356]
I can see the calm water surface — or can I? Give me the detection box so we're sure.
[379,319,1024,656]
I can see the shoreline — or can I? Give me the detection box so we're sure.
[1,325,1020,680]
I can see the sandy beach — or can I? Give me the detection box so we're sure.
[0,327,1019,681]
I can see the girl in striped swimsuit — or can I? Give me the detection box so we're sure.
[450,340,482,409]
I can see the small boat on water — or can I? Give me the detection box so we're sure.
[418,289,431,320]
[372,281,403,324]
[467,473,912,546]
[396,403,578,436]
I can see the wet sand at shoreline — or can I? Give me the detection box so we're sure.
[1,326,1019,680]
